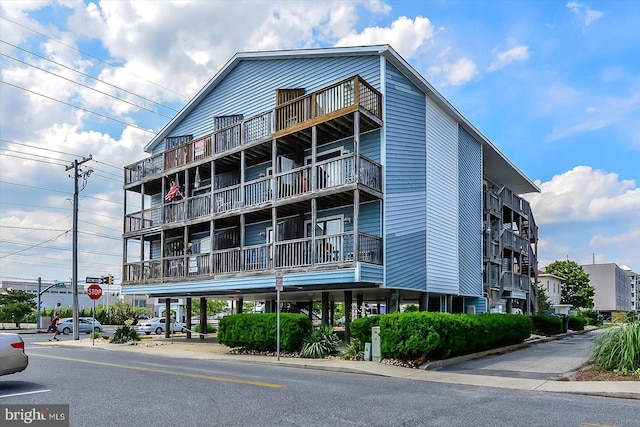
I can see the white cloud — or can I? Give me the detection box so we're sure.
[566,1,603,26]
[335,16,435,59]
[488,45,530,71]
[590,228,640,247]
[525,166,640,224]
[427,57,478,86]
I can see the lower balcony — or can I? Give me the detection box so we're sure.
[123,232,382,283]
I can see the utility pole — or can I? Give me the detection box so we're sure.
[65,155,93,340]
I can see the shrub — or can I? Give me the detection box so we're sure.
[341,338,365,360]
[579,309,603,326]
[218,313,311,352]
[591,320,640,373]
[110,319,140,344]
[299,325,340,358]
[351,312,532,360]
[532,315,563,335]
[568,315,588,331]
[350,315,380,343]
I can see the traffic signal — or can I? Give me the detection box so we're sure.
[108,274,113,285]
[99,276,108,284]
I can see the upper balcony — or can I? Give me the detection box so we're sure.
[124,153,382,235]
[124,75,383,187]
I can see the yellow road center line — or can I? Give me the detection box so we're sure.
[33,354,284,388]
[579,423,619,427]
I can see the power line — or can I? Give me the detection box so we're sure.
[0,139,83,158]
[0,18,188,101]
[0,80,156,134]
[1,52,174,119]
[0,230,69,259]
[0,252,117,269]
[0,239,121,257]
[92,159,123,171]
[0,203,121,223]
[0,180,129,206]
[0,151,71,167]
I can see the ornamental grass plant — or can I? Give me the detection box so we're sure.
[591,320,640,374]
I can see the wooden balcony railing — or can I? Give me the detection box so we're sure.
[501,229,529,253]
[244,176,272,207]
[275,75,382,132]
[124,206,162,233]
[125,154,382,233]
[359,155,382,192]
[125,77,381,185]
[500,272,531,292]
[123,232,382,282]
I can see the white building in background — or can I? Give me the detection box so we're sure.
[537,272,564,306]
[582,263,633,313]
[0,280,122,312]
[621,266,639,314]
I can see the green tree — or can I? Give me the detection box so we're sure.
[0,289,36,328]
[536,284,552,313]
[191,299,228,316]
[545,260,595,309]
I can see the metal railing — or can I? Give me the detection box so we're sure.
[123,232,381,282]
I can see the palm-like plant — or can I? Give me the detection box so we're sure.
[299,325,340,358]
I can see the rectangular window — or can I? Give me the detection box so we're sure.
[165,135,193,150]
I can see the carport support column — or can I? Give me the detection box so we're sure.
[344,291,352,343]
[388,290,400,313]
[199,297,207,340]
[419,293,429,312]
[356,294,364,318]
[186,298,192,339]
[237,297,244,314]
[321,292,329,326]
[165,299,171,338]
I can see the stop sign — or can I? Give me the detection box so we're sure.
[87,284,102,300]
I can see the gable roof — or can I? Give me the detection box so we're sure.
[145,45,539,194]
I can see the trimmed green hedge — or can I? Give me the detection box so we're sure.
[217,313,312,352]
[350,312,533,360]
[532,315,563,335]
[568,315,588,331]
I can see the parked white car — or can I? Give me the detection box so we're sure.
[57,317,104,335]
[0,333,29,376]
[136,318,186,335]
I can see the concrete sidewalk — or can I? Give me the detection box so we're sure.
[16,326,637,401]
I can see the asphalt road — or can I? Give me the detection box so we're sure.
[1,335,638,427]
[437,330,599,380]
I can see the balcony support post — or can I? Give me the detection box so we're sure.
[186,298,192,339]
[344,290,352,343]
[199,297,207,340]
[311,126,317,265]
[321,292,329,326]
[353,112,360,261]
[271,138,278,269]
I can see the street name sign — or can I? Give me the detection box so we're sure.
[85,277,101,284]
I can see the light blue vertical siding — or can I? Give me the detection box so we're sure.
[359,201,381,235]
[168,56,381,141]
[384,63,427,291]
[360,129,381,162]
[458,127,483,297]
[426,97,459,294]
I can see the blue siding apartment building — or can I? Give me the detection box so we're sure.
[121,46,539,332]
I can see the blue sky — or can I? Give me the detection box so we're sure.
[1,0,639,287]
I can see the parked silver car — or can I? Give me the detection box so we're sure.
[136,318,185,335]
[0,333,29,376]
[57,317,104,335]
